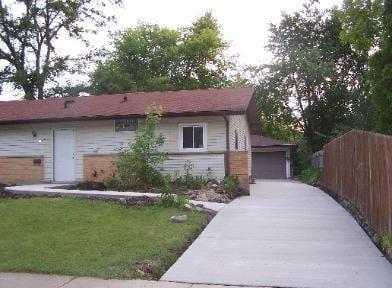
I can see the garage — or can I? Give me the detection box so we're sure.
[251,135,295,179]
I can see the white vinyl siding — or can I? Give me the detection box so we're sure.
[0,116,227,181]
[163,154,225,180]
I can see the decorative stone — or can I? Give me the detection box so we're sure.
[184,203,193,210]
[195,207,204,212]
[211,184,218,189]
[196,203,204,208]
[170,215,188,223]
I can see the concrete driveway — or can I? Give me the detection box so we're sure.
[161,180,392,288]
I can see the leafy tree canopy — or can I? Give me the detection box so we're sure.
[90,12,234,94]
[252,0,371,152]
[0,0,121,100]
[369,0,392,134]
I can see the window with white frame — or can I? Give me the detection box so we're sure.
[179,123,207,151]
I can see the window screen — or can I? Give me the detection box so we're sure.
[115,119,138,132]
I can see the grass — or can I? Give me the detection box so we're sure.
[381,233,392,255]
[298,167,322,186]
[0,198,207,279]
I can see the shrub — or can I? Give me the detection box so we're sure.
[156,176,188,208]
[172,161,207,190]
[110,104,167,190]
[298,167,322,185]
[173,176,206,190]
[218,175,239,197]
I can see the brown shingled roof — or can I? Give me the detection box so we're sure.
[0,87,254,124]
[251,135,295,147]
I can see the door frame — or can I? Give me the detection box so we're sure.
[53,128,76,182]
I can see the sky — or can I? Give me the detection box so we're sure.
[0,0,343,101]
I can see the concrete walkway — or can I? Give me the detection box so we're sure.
[5,184,226,212]
[162,180,392,288]
[0,272,263,288]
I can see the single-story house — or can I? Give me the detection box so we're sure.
[0,87,261,192]
[250,135,295,179]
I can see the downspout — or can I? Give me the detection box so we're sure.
[223,115,230,176]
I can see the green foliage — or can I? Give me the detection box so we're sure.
[218,176,240,197]
[380,232,392,254]
[111,104,167,189]
[172,161,207,190]
[173,176,207,190]
[0,198,206,279]
[90,12,233,94]
[298,167,322,186]
[340,0,383,54]
[156,177,188,208]
[291,135,313,176]
[340,0,391,135]
[0,0,121,99]
[369,1,392,135]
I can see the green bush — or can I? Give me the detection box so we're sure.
[156,177,188,208]
[172,161,207,190]
[218,175,239,197]
[110,104,167,190]
[298,167,322,185]
[173,175,206,190]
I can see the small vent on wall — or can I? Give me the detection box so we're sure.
[64,100,75,109]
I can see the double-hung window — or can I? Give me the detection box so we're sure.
[179,123,207,152]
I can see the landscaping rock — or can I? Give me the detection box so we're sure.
[195,207,204,212]
[184,203,193,210]
[195,193,209,202]
[196,203,204,208]
[170,215,188,223]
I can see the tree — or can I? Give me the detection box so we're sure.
[253,0,370,152]
[90,23,180,94]
[370,0,392,134]
[90,12,233,94]
[109,104,167,189]
[0,0,121,100]
[340,0,383,55]
[340,0,392,134]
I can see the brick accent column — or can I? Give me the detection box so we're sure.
[83,155,116,182]
[0,156,44,184]
[227,151,250,195]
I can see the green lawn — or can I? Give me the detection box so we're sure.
[0,198,207,279]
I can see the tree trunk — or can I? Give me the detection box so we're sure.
[22,84,35,100]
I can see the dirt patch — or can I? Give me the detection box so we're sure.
[0,183,7,193]
[56,181,238,203]
[134,259,161,279]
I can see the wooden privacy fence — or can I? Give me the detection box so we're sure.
[324,130,392,236]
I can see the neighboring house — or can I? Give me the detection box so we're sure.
[0,87,260,192]
[250,135,295,179]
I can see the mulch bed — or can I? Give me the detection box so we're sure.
[55,181,237,203]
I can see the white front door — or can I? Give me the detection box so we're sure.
[54,129,76,182]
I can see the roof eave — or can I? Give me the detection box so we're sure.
[0,110,246,125]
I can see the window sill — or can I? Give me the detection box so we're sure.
[179,148,208,153]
